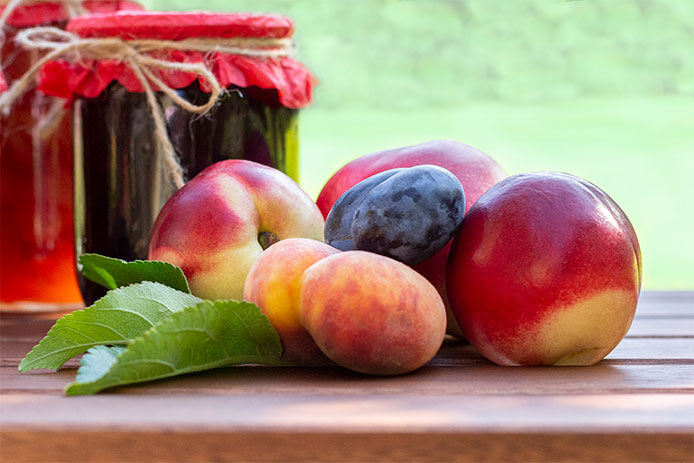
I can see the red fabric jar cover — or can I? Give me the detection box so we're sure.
[37,11,317,109]
[0,0,142,28]
[0,1,142,91]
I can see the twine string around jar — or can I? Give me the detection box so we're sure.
[1,0,88,143]
[0,26,295,188]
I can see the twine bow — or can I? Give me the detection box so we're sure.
[0,24,294,188]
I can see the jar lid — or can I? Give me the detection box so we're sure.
[0,1,142,28]
[67,10,293,40]
[37,11,316,109]
[0,1,142,92]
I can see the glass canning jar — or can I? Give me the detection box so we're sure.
[37,11,316,304]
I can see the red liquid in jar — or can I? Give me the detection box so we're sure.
[0,26,83,310]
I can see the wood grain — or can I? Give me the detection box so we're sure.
[3,360,693,396]
[3,336,693,368]
[627,317,694,337]
[1,290,688,339]
[3,430,692,463]
[1,290,693,462]
[3,393,693,429]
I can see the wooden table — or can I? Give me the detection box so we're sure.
[1,291,692,462]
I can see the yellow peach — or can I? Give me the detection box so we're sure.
[243,238,339,365]
[299,251,446,375]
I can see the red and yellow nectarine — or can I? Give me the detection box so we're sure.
[447,172,642,366]
[149,160,325,301]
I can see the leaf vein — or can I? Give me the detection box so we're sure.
[69,321,128,340]
[94,307,159,326]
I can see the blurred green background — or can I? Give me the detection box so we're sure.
[146,0,693,289]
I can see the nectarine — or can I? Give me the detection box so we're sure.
[148,160,325,301]
[447,172,642,366]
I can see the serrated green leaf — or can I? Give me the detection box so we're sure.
[74,346,126,384]
[79,253,190,293]
[65,300,284,395]
[19,282,201,372]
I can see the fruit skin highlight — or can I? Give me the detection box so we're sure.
[243,238,339,365]
[447,172,642,366]
[148,160,325,301]
[316,140,506,337]
[299,251,447,375]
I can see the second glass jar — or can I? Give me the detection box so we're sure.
[73,82,299,303]
[36,12,317,304]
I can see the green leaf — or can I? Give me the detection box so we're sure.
[65,300,284,395]
[73,346,126,384]
[19,282,201,372]
[79,253,190,293]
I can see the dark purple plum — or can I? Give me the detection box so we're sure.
[324,165,465,265]
[324,169,405,251]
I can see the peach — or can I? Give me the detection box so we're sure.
[243,238,339,365]
[447,172,642,366]
[300,251,447,375]
[316,140,506,337]
[148,160,325,301]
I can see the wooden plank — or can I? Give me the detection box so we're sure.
[638,290,694,302]
[2,296,691,344]
[1,291,692,462]
[635,291,693,317]
[427,338,694,363]
[626,317,694,337]
[2,429,691,463]
[2,339,691,400]
[0,315,56,339]
[0,291,690,339]
[3,324,691,369]
[1,393,692,462]
[606,337,694,360]
[3,327,691,371]
[2,393,692,431]
[3,362,692,396]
